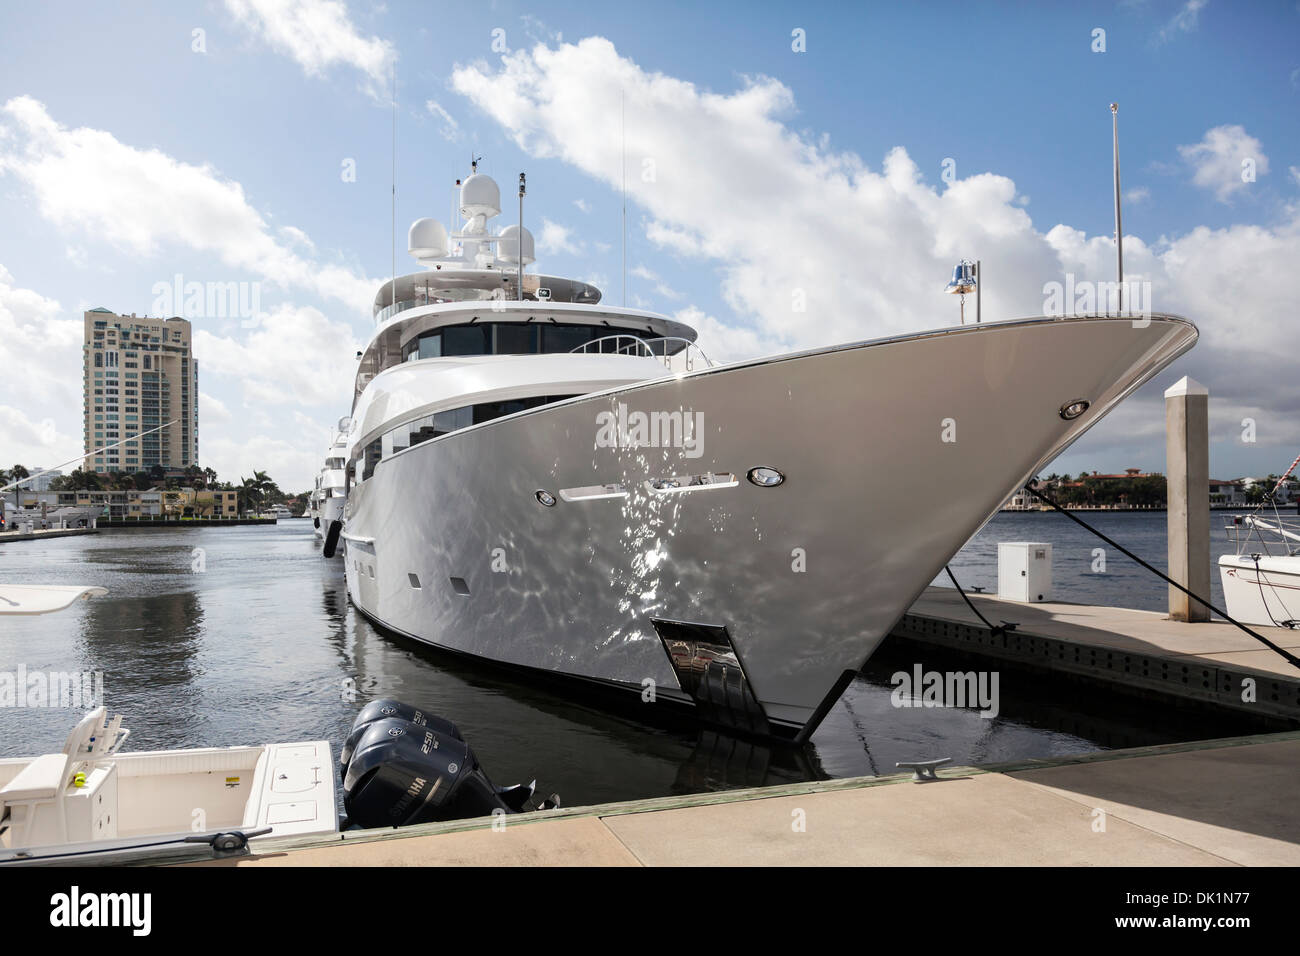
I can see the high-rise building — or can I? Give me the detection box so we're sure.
[83,309,198,474]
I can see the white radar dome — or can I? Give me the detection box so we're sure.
[497,224,535,265]
[459,174,501,220]
[407,218,449,259]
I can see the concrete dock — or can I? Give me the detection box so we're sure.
[193,731,1300,867]
[0,527,97,544]
[894,586,1300,723]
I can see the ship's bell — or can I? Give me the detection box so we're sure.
[944,261,976,295]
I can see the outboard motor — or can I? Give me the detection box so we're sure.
[340,698,462,775]
[341,700,550,828]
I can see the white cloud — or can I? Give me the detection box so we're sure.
[1177,124,1268,202]
[536,218,582,256]
[1125,186,1151,204]
[573,198,590,213]
[425,99,462,142]
[630,264,681,300]
[200,391,232,425]
[194,303,361,408]
[451,37,1300,464]
[0,97,375,314]
[223,0,394,97]
[0,101,379,490]
[204,432,323,494]
[451,39,1059,349]
[1155,0,1208,45]
[0,265,82,468]
[1290,165,1300,187]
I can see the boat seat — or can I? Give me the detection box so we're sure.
[0,754,69,803]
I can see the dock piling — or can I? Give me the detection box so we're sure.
[1164,376,1211,622]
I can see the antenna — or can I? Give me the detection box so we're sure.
[1111,102,1123,314]
[390,61,396,319]
[621,90,627,307]
[518,172,526,301]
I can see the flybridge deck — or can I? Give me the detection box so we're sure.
[353,300,698,401]
[355,164,700,399]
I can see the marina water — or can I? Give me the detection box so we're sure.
[0,514,1261,806]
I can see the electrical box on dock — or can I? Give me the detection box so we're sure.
[998,542,1053,603]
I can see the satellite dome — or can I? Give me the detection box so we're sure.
[408,218,449,259]
[460,174,501,220]
[496,224,535,265]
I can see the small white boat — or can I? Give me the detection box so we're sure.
[0,708,337,864]
[1220,507,1300,629]
[0,585,107,615]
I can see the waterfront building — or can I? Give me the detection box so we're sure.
[83,309,198,474]
[9,488,237,518]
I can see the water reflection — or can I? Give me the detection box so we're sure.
[0,523,1273,809]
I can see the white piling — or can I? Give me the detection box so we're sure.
[1165,376,1210,622]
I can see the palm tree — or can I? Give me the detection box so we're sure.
[239,471,273,514]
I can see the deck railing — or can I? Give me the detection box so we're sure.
[571,335,714,372]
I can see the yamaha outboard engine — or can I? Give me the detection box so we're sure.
[340,698,462,775]
[341,700,549,828]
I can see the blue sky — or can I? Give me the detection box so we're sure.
[1,0,1298,489]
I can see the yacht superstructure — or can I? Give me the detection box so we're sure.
[339,168,1199,741]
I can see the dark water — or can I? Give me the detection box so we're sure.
[0,517,1263,807]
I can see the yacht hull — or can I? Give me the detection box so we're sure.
[344,315,1196,739]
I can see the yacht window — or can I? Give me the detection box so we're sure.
[391,395,580,455]
[433,406,473,434]
[402,322,661,360]
[417,334,442,360]
[408,416,438,446]
[494,323,537,354]
[540,325,595,353]
[361,438,382,480]
[442,325,489,356]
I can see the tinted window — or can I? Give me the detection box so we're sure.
[441,325,488,356]
[417,334,441,359]
[495,323,537,354]
[541,325,595,353]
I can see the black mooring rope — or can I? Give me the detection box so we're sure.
[1023,480,1300,672]
[1251,554,1299,630]
[944,565,1018,638]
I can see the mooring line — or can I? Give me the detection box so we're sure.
[1023,480,1300,672]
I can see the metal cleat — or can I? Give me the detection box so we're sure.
[895,757,952,782]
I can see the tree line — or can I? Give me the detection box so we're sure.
[2,464,307,513]
[1039,472,1293,507]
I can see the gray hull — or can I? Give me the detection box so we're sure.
[344,315,1196,738]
